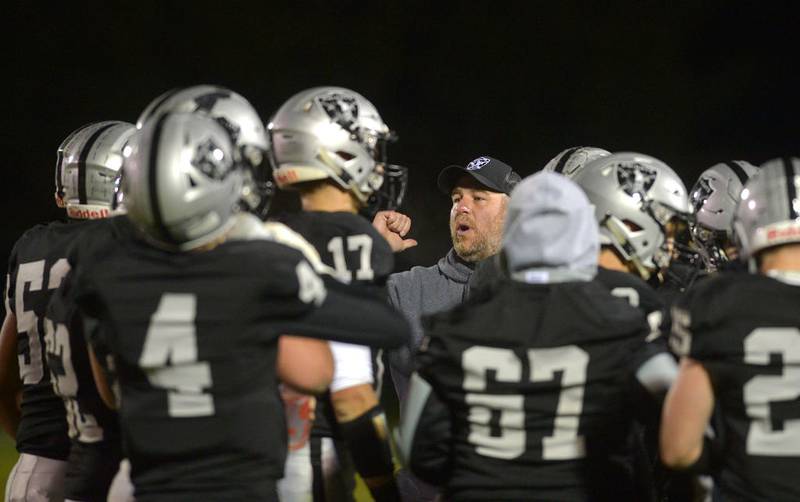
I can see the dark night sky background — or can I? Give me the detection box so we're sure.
[3,1,800,298]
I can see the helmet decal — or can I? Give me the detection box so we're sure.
[193,90,232,113]
[191,137,231,180]
[616,162,657,200]
[317,92,360,134]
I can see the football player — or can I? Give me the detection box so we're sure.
[0,120,133,502]
[689,160,759,273]
[57,112,408,501]
[662,157,800,500]
[399,171,658,500]
[43,121,135,502]
[269,86,409,502]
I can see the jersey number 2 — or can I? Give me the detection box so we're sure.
[140,293,214,418]
[462,345,589,460]
[743,327,800,456]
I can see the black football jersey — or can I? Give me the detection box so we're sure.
[472,261,664,319]
[671,272,800,501]
[417,278,650,501]
[596,267,664,318]
[5,219,104,460]
[45,218,124,499]
[280,211,394,290]
[281,211,393,438]
[64,216,407,501]
[45,218,121,445]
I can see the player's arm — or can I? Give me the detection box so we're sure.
[397,372,452,486]
[328,342,399,501]
[0,311,21,438]
[88,345,117,410]
[660,357,714,469]
[277,335,333,395]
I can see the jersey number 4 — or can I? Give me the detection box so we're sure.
[140,294,214,418]
[743,327,800,456]
[462,345,589,460]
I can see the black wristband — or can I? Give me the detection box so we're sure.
[338,405,397,481]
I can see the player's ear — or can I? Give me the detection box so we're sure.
[54,192,65,208]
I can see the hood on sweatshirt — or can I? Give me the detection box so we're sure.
[502,171,599,284]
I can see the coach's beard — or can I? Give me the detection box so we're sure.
[450,219,504,263]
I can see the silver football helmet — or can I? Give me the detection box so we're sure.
[690,160,759,270]
[572,152,692,280]
[268,86,407,214]
[542,146,611,178]
[55,121,135,219]
[123,113,243,251]
[137,85,273,218]
[734,157,800,261]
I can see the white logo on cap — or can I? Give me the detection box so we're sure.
[466,157,491,171]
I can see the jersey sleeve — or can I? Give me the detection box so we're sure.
[5,238,21,315]
[668,276,730,362]
[328,341,374,392]
[260,221,336,277]
[269,251,411,350]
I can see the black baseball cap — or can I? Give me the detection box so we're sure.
[437,156,521,195]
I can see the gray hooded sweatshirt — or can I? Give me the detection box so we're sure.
[387,248,474,404]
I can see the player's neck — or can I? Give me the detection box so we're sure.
[299,184,358,214]
[598,248,629,272]
[759,244,800,273]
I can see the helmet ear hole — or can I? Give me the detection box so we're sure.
[622,219,643,232]
[335,151,356,161]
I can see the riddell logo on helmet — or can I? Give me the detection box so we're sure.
[767,226,800,242]
[67,206,110,219]
[276,171,299,184]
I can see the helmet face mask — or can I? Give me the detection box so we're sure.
[270,87,407,213]
[55,121,136,219]
[689,161,759,271]
[138,85,273,219]
[361,163,408,218]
